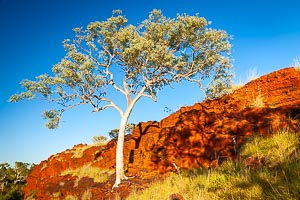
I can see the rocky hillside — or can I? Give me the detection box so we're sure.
[24,67,300,199]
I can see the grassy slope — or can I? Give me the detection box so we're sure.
[127,130,300,200]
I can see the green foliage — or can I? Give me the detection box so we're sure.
[127,131,300,200]
[108,123,136,139]
[108,129,119,139]
[42,110,60,129]
[0,185,24,200]
[10,9,232,128]
[0,162,33,200]
[206,76,232,99]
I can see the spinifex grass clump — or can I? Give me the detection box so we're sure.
[127,131,300,200]
[240,130,299,163]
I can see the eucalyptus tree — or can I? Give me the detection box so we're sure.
[10,9,232,187]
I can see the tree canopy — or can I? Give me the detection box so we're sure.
[10,9,232,129]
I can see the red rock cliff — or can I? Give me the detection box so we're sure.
[24,67,300,199]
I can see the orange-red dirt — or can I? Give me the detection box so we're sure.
[24,67,300,199]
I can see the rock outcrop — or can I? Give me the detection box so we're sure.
[24,67,300,199]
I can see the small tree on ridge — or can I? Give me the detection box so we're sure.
[10,9,232,187]
[109,123,137,139]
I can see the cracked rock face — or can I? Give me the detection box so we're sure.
[24,67,300,200]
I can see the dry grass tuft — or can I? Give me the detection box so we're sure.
[71,143,106,158]
[292,56,300,71]
[250,93,265,108]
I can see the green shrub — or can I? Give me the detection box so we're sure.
[0,162,32,200]
[0,184,24,200]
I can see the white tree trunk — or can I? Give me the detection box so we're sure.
[112,87,146,188]
[113,101,137,188]
[113,115,128,187]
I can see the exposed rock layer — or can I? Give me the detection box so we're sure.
[24,67,300,199]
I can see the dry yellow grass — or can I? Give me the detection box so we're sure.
[71,143,107,158]
[60,164,114,185]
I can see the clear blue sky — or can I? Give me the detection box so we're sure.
[1,0,300,165]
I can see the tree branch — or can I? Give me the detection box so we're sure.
[141,92,157,102]
[91,95,124,116]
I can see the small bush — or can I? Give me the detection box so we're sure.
[0,185,24,200]
[92,135,108,144]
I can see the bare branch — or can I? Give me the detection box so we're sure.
[141,92,157,102]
